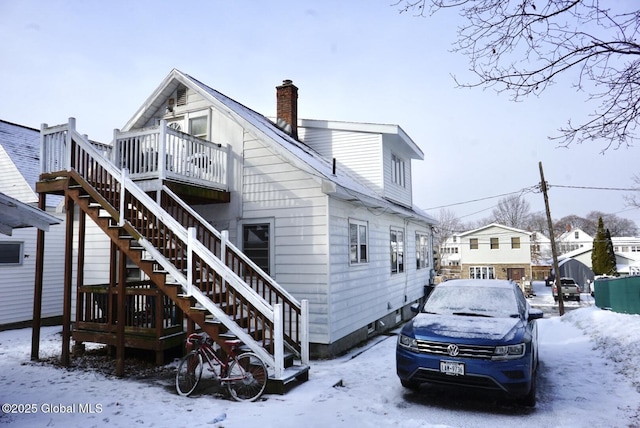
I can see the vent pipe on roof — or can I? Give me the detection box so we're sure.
[276,79,298,140]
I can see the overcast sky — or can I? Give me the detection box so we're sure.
[2,0,638,228]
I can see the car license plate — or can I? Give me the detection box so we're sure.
[440,361,465,376]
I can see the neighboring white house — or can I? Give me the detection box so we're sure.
[612,237,640,276]
[71,70,437,357]
[457,223,533,283]
[556,226,593,254]
[0,120,65,329]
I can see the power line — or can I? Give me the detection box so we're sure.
[549,184,639,191]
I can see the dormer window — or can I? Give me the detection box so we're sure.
[391,153,405,187]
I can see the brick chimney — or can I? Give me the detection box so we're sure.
[276,79,298,140]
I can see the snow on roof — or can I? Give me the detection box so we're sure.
[127,69,436,225]
[459,222,532,237]
[0,120,62,208]
[0,191,60,235]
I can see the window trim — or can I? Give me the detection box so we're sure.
[416,232,430,270]
[490,237,499,250]
[469,266,495,279]
[349,219,369,265]
[0,241,24,265]
[390,153,406,188]
[238,218,274,276]
[390,227,405,274]
[470,238,479,250]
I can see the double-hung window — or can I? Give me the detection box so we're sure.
[416,232,430,269]
[349,220,369,264]
[391,154,405,187]
[391,228,405,274]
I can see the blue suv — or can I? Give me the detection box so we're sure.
[396,279,543,406]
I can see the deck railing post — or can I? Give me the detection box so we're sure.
[187,227,196,297]
[274,303,284,378]
[66,117,75,171]
[158,120,167,180]
[119,169,128,227]
[221,230,228,294]
[112,129,120,165]
[39,123,48,175]
[301,299,309,365]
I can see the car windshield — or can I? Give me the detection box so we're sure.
[423,285,519,318]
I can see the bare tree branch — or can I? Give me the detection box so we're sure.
[394,0,640,150]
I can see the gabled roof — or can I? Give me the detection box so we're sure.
[0,191,60,236]
[122,69,436,225]
[459,222,532,237]
[0,120,62,208]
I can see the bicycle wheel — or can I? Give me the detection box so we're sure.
[226,352,268,402]
[176,350,203,396]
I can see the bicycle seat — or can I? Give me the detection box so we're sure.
[224,339,242,348]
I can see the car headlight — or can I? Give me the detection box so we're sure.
[493,343,525,360]
[398,334,419,352]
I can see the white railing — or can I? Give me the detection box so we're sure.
[113,120,228,190]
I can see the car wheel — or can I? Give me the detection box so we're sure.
[576,296,581,302]
[400,379,420,391]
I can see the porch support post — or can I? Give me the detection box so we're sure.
[116,249,126,377]
[274,303,284,379]
[61,194,74,366]
[31,193,47,360]
[76,208,86,327]
[301,299,309,365]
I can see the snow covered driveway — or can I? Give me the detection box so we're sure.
[1,307,640,427]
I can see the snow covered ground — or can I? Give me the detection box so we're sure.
[1,281,639,428]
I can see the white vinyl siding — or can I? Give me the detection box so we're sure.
[242,135,330,343]
[298,127,383,193]
[328,198,431,343]
[461,225,532,265]
[382,142,412,207]
[0,221,66,326]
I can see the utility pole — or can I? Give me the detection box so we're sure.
[539,162,565,316]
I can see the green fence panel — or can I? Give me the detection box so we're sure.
[609,276,640,315]
[594,279,611,309]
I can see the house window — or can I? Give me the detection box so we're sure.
[574,231,579,239]
[470,266,495,279]
[242,224,270,275]
[349,220,369,264]
[470,238,478,250]
[490,237,499,249]
[511,237,521,249]
[416,232,430,269]
[391,228,404,274]
[189,116,208,140]
[0,242,23,265]
[391,154,405,187]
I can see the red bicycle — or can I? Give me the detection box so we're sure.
[175,333,268,402]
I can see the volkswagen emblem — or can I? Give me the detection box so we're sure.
[447,344,459,357]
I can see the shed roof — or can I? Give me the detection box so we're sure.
[0,191,60,236]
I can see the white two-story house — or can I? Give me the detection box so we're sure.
[37,69,437,361]
[458,223,533,283]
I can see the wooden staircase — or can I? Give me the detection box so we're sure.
[38,118,309,393]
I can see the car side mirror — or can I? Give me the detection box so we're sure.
[528,308,544,321]
[410,303,421,313]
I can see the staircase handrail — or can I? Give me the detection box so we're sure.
[41,118,283,372]
[161,185,301,306]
